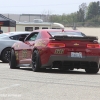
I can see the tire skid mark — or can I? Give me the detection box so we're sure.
[0,77,100,88]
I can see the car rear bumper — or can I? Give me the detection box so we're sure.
[42,55,100,69]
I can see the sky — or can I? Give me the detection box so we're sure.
[0,0,99,15]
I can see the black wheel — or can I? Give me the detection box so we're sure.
[85,68,99,74]
[59,68,69,72]
[1,48,11,63]
[69,68,74,71]
[32,50,41,72]
[9,49,18,69]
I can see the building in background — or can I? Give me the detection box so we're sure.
[2,14,50,22]
[1,20,63,32]
[0,14,16,32]
[0,14,63,32]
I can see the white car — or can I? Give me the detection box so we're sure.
[0,31,30,63]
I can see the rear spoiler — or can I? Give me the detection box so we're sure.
[50,36,98,41]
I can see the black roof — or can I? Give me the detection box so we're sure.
[0,14,16,27]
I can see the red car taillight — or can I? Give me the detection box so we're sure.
[87,44,100,48]
[47,43,65,48]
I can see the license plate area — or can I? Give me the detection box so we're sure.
[71,52,82,58]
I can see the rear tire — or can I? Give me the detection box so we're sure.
[32,50,41,72]
[9,49,18,69]
[59,68,69,72]
[69,68,74,71]
[85,68,99,74]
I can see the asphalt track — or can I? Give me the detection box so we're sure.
[0,61,100,100]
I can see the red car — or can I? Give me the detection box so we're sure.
[9,29,100,74]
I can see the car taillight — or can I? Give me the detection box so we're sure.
[47,43,65,48]
[87,44,100,48]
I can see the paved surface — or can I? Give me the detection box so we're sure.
[0,62,100,100]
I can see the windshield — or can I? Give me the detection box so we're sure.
[49,32,86,37]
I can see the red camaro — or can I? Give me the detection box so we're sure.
[9,29,100,74]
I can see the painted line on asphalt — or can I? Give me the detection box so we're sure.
[0,84,20,91]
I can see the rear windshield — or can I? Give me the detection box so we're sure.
[49,32,86,37]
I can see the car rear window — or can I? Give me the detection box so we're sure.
[49,31,86,37]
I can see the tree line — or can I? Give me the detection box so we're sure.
[49,1,100,27]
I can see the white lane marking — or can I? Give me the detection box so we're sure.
[0,84,20,90]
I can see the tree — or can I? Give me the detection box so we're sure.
[77,3,87,22]
[86,1,100,20]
